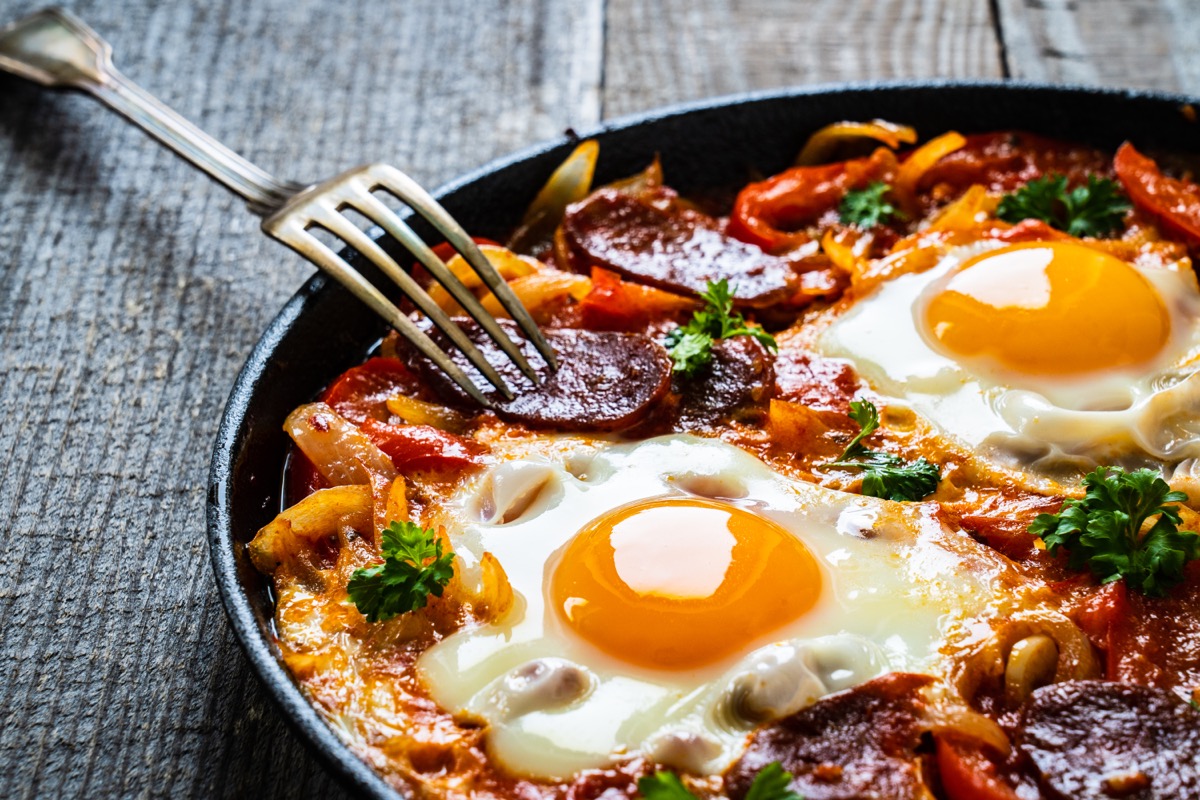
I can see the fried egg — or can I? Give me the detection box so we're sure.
[820,240,1200,477]
[417,435,1020,779]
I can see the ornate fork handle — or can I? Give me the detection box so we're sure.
[0,7,558,403]
[0,8,306,215]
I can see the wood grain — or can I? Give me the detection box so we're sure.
[0,0,1195,797]
[994,0,1200,93]
[0,1,599,798]
[602,0,1005,117]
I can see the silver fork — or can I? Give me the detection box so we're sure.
[0,7,557,406]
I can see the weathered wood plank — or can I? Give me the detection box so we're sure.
[2,0,1199,798]
[601,0,1006,118]
[0,1,600,798]
[994,0,1200,94]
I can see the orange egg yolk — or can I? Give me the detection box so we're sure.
[923,241,1170,377]
[549,497,822,671]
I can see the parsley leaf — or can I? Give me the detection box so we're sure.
[839,181,902,228]
[852,452,942,503]
[744,762,803,800]
[828,400,940,502]
[637,763,801,800]
[662,330,713,378]
[347,521,455,622]
[1029,466,1200,597]
[637,771,696,800]
[996,174,1131,238]
[838,399,881,461]
[664,279,777,378]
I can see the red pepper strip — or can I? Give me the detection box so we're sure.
[727,149,896,252]
[322,357,421,425]
[359,418,485,473]
[935,735,1021,800]
[1113,141,1200,247]
[578,267,697,331]
[429,236,502,263]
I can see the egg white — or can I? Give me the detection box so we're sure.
[417,435,1022,779]
[818,242,1200,478]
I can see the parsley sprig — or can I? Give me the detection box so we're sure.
[827,400,940,502]
[638,762,801,800]
[347,521,455,622]
[996,174,1130,238]
[637,771,693,800]
[839,181,902,228]
[1029,467,1200,597]
[663,279,777,378]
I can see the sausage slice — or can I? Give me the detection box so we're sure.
[562,189,800,308]
[726,673,934,800]
[1015,680,1200,799]
[399,318,671,432]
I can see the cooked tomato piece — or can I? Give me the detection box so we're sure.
[1075,563,1200,689]
[935,734,1020,800]
[1074,580,1132,679]
[916,131,1109,200]
[322,357,421,424]
[944,490,1063,563]
[359,418,485,473]
[728,149,897,252]
[1113,141,1200,246]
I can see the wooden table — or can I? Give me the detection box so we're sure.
[1,1,1196,796]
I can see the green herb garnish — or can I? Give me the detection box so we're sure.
[637,762,801,800]
[839,181,902,228]
[664,279,776,378]
[1029,466,1200,597]
[347,521,455,622]
[996,174,1130,237]
[637,770,696,800]
[744,762,804,800]
[827,400,940,502]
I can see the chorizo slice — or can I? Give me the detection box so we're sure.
[675,336,775,430]
[562,189,799,308]
[725,673,935,800]
[399,318,671,432]
[1015,680,1200,800]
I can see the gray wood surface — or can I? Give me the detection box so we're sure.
[0,0,1194,797]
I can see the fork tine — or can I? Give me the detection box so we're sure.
[262,216,493,407]
[372,165,559,371]
[317,206,516,400]
[342,186,542,387]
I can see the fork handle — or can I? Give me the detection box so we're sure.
[0,8,307,215]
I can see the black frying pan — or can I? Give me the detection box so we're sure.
[206,81,1200,799]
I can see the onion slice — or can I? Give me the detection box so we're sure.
[508,139,600,253]
[796,119,918,165]
[284,402,398,486]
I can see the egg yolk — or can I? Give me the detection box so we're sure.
[923,241,1170,377]
[549,497,821,671]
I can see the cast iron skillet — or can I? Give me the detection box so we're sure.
[207,81,1200,798]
